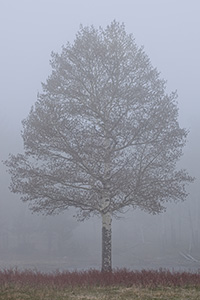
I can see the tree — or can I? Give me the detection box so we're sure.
[5,21,193,272]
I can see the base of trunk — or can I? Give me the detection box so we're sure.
[101,212,112,272]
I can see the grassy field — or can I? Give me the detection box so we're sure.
[0,268,200,299]
[1,285,200,300]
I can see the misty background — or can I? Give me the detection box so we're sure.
[0,0,200,271]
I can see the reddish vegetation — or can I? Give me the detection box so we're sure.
[0,268,200,288]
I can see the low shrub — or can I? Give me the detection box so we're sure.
[0,268,200,289]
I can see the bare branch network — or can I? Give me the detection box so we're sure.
[5,21,193,219]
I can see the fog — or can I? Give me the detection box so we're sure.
[0,0,200,272]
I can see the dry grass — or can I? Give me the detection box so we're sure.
[0,268,200,299]
[1,285,200,300]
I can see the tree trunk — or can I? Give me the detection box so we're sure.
[101,211,112,272]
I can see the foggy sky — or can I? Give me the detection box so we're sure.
[1,0,199,185]
[0,0,200,270]
[0,0,199,157]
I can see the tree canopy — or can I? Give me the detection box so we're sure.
[5,21,193,271]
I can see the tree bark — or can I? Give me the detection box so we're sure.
[101,211,112,272]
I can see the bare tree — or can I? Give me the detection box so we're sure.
[5,21,193,272]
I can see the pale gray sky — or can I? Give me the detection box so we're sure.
[0,0,199,271]
[0,1,199,148]
[1,0,199,172]
[0,0,199,189]
[0,0,199,186]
